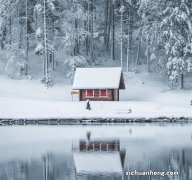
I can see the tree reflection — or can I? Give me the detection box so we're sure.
[0,148,192,180]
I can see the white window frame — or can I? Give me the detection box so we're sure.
[99,89,108,97]
[86,89,94,98]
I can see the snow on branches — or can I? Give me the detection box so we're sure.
[138,0,192,86]
[64,56,87,79]
[5,44,26,79]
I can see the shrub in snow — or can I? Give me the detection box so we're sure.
[35,43,44,55]
[25,75,33,80]
[166,57,185,81]
[64,56,88,79]
[35,27,43,41]
[40,75,54,87]
[5,45,26,79]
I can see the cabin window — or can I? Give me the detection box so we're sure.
[100,89,107,97]
[86,90,94,97]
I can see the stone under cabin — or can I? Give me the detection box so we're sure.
[72,67,125,101]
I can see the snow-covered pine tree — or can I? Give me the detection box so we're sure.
[138,0,161,73]
[138,0,192,88]
[57,0,90,75]
[64,55,87,79]
[1,0,28,79]
[34,0,60,86]
[0,0,36,78]
[162,0,192,88]
[5,44,26,79]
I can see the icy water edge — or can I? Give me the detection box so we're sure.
[0,124,192,180]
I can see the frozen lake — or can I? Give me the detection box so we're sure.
[0,124,192,180]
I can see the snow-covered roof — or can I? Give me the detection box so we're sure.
[73,152,123,175]
[73,67,125,89]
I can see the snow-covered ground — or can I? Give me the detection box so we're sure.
[0,49,192,119]
[0,70,192,119]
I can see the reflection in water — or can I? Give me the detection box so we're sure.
[0,125,192,180]
[73,138,123,180]
[0,153,74,180]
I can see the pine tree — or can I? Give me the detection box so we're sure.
[138,0,192,88]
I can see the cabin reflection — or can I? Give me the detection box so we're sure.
[78,139,120,151]
[72,138,124,180]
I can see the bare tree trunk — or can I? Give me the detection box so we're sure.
[43,51,46,76]
[89,0,94,61]
[43,0,48,84]
[111,2,115,61]
[104,0,109,48]
[25,0,29,75]
[90,19,94,61]
[52,52,55,70]
[147,38,150,72]
[181,73,184,89]
[126,10,130,72]
[129,7,133,71]
[74,19,79,56]
[19,25,23,49]
[120,1,124,69]
[84,1,89,56]
[9,17,12,45]
[0,26,6,49]
[180,46,184,89]
[52,19,55,70]
[136,28,142,72]
[106,0,111,51]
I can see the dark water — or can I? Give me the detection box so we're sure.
[0,124,192,180]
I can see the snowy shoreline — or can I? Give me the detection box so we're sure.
[1,72,192,123]
[1,116,192,126]
[1,96,192,123]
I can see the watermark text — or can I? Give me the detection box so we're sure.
[126,170,179,177]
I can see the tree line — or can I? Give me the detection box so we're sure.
[0,0,192,88]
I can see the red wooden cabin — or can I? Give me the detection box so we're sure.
[72,67,125,101]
